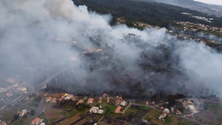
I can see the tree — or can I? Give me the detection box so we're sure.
[30,110,35,116]
[13,114,19,120]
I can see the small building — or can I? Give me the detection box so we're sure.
[76,100,83,105]
[115,100,121,106]
[31,118,43,125]
[51,98,57,103]
[89,106,99,114]
[163,108,170,114]
[43,93,48,97]
[120,100,127,106]
[187,100,192,104]
[6,78,15,83]
[6,92,13,97]
[64,94,73,100]
[107,97,110,103]
[72,96,78,101]
[188,105,198,113]
[98,99,102,103]
[0,121,7,125]
[159,112,167,120]
[103,93,107,98]
[89,106,104,114]
[87,98,94,104]
[46,97,52,103]
[17,87,27,92]
[17,109,27,117]
[176,109,182,115]
[115,106,121,113]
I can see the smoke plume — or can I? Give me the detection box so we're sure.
[0,0,222,98]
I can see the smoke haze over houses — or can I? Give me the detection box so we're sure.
[0,0,222,98]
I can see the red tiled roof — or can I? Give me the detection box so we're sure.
[32,118,41,124]
[187,100,192,104]
[146,101,149,105]
[76,100,83,105]
[0,121,7,125]
[115,100,121,105]
[107,97,110,103]
[115,106,121,113]
[88,98,94,103]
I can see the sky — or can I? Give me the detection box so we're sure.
[194,0,222,6]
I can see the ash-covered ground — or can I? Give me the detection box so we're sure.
[1,0,222,99]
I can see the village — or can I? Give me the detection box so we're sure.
[1,89,220,125]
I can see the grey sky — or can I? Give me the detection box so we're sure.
[194,0,222,6]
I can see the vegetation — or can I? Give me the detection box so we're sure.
[139,106,151,111]
[73,0,222,28]
[38,113,50,125]
[76,103,90,111]
[101,102,117,112]
[125,107,138,116]
[30,110,35,116]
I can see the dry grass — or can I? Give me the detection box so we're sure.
[45,103,64,122]
[75,118,89,125]
[59,113,81,125]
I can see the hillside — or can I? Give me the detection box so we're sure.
[138,0,222,17]
[73,0,222,28]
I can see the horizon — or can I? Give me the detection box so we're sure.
[194,0,222,6]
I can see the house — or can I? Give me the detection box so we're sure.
[43,93,48,97]
[64,94,73,100]
[187,100,192,104]
[159,112,167,120]
[115,106,121,113]
[51,98,57,103]
[39,123,45,125]
[71,96,78,101]
[176,109,182,115]
[103,93,107,98]
[17,109,27,117]
[89,106,104,114]
[46,97,52,103]
[17,87,27,92]
[6,78,15,83]
[31,118,43,125]
[87,98,94,104]
[76,100,83,105]
[0,121,7,125]
[115,100,121,106]
[163,108,170,114]
[6,92,13,97]
[98,99,102,103]
[89,106,99,113]
[188,105,198,113]
[120,100,127,106]
[107,97,110,103]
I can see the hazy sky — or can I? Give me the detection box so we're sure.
[194,0,222,6]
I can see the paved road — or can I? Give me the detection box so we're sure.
[2,100,36,110]
[24,97,45,125]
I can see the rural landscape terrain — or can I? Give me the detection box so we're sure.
[0,0,222,125]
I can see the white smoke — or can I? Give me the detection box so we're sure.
[0,0,222,98]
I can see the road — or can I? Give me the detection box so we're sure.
[24,97,45,125]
